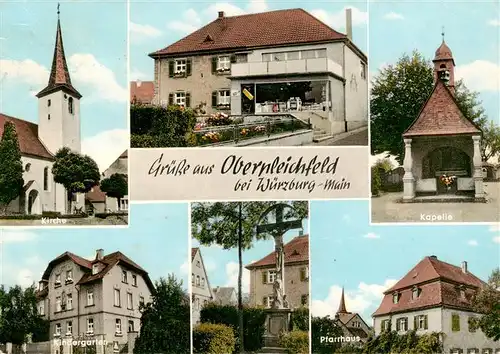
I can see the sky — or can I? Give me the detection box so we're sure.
[0,203,189,290]
[129,0,368,82]
[0,1,128,171]
[192,206,309,294]
[370,1,500,165]
[310,200,500,326]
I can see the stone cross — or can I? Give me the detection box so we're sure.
[256,204,302,309]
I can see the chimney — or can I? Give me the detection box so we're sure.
[218,11,225,19]
[96,249,104,260]
[345,8,353,41]
[461,261,468,273]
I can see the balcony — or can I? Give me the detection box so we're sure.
[230,58,343,79]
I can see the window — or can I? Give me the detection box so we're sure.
[482,350,493,354]
[191,273,195,285]
[301,50,316,60]
[127,293,133,310]
[273,52,285,61]
[175,59,187,73]
[300,267,308,281]
[235,53,248,63]
[196,275,200,286]
[87,318,94,334]
[396,317,408,332]
[48,114,51,120]
[66,293,73,310]
[55,274,61,286]
[286,51,300,60]
[139,296,145,306]
[262,53,272,62]
[120,199,129,211]
[352,321,361,328]
[128,320,134,332]
[468,317,478,332]
[195,297,200,310]
[217,56,231,70]
[39,303,44,315]
[201,277,205,288]
[415,315,428,330]
[114,289,121,307]
[218,90,230,106]
[115,319,122,334]
[381,319,390,331]
[360,61,366,79]
[87,290,94,306]
[392,293,400,304]
[47,99,51,107]
[66,270,73,282]
[412,287,421,299]
[43,167,49,191]
[452,313,461,332]
[301,294,308,306]
[66,321,72,335]
[196,261,200,267]
[460,288,466,299]
[92,264,99,275]
[264,270,276,284]
[451,349,463,354]
[175,92,186,106]
[263,296,274,308]
[25,163,31,172]
[122,270,128,283]
[56,296,62,312]
[55,323,61,336]
[132,275,137,286]
[68,97,74,114]
[204,299,208,307]
[468,349,479,354]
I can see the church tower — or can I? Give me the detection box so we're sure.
[433,30,455,93]
[36,5,82,155]
[335,287,349,318]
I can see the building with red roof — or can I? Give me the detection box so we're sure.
[372,255,498,353]
[0,9,84,215]
[130,81,155,105]
[191,247,214,324]
[148,8,368,139]
[333,288,372,346]
[36,248,154,352]
[246,234,309,309]
[401,35,485,201]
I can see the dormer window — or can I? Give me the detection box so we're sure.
[392,292,400,304]
[92,264,99,275]
[203,34,214,43]
[412,287,421,299]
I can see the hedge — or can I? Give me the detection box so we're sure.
[193,323,235,354]
[291,306,309,331]
[200,304,266,352]
[280,330,309,354]
[371,166,382,197]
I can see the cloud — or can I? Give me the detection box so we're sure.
[0,230,38,243]
[467,240,478,246]
[180,260,189,274]
[311,280,397,320]
[130,68,151,81]
[69,54,128,102]
[310,6,368,31]
[225,261,250,293]
[488,19,500,26]
[168,8,203,34]
[493,236,500,244]
[363,232,380,239]
[130,22,162,42]
[0,59,49,88]
[489,224,499,232]
[384,12,404,20]
[81,129,129,172]
[455,60,500,92]
[203,257,217,272]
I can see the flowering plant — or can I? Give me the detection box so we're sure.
[202,132,221,142]
[206,112,232,126]
[240,128,249,136]
[194,122,207,131]
[253,125,266,133]
[216,67,230,73]
[440,174,456,187]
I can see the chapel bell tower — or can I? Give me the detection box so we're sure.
[433,28,456,93]
[36,4,82,155]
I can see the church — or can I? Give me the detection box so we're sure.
[401,34,485,201]
[0,8,84,215]
[334,287,372,346]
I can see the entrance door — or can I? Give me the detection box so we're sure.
[27,190,39,215]
[241,84,255,114]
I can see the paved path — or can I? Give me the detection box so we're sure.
[371,182,500,223]
[310,127,368,146]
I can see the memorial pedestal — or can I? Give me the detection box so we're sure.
[263,308,293,348]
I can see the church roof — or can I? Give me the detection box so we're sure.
[337,287,348,313]
[130,81,154,104]
[245,235,309,269]
[372,256,487,317]
[150,9,360,58]
[36,11,81,99]
[434,40,454,63]
[0,113,53,159]
[403,79,481,137]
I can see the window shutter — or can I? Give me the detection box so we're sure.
[424,315,428,329]
[396,319,400,331]
[212,57,217,74]
[212,91,218,107]
[186,59,192,76]
[168,93,174,105]
[414,316,417,330]
[262,271,267,284]
[230,54,236,63]
[168,60,174,78]
[262,297,266,306]
[186,92,191,108]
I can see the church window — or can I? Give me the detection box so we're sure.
[68,97,74,114]
[48,114,51,120]
[43,167,49,191]
[47,99,51,107]
[25,163,31,172]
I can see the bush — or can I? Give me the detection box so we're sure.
[280,330,309,354]
[291,307,309,331]
[193,323,236,354]
[371,166,382,197]
[311,316,344,354]
[200,304,267,352]
[42,211,61,218]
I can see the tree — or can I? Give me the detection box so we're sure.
[100,173,128,210]
[311,316,344,353]
[191,201,308,352]
[472,268,500,341]
[373,158,393,172]
[0,121,24,214]
[52,147,100,213]
[370,50,499,164]
[130,104,197,148]
[0,285,49,345]
[134,275,190,354]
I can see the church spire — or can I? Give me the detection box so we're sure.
[36,3,81,99]
[337,287,348,314]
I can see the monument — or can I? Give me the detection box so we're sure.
[256,203,303,348]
